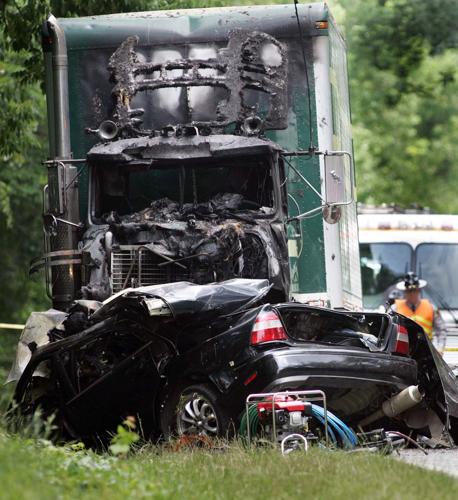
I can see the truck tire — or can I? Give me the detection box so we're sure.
[160,383,232,439]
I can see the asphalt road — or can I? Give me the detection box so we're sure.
[397,449,458,478]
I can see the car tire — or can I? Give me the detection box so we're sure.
[160,383,232,439]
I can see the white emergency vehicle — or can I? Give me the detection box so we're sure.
[358,205,458,368]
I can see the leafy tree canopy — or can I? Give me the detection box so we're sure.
[339,0,458,209]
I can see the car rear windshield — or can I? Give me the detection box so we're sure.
[416,243,458,309]
[279,307,387,347]
[360,243,413,309]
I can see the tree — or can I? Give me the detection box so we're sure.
[0,40,49,322]
[340,0,458,211]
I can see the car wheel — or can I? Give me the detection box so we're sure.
[160,383,231,438]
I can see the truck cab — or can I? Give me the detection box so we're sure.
[83,134,289,301]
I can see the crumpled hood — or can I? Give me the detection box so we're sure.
[6,279,270,385]
[100,278,271,319]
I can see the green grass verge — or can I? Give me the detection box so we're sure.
[0,433,457,500]
[1,335,458,499]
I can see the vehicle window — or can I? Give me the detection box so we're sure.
[416,244,458,309]
[360,243,413,309]
[280,308,376,348]
[93,157,274,219]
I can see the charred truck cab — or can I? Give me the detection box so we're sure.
[35,3,361,311]
[85,135,289,301]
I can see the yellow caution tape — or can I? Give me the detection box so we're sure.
[0,323,25,330]
[445,347,458,352]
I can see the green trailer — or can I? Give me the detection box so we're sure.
[38,2,361,310]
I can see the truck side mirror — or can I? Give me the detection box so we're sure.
[281,150,355,225]
[323,151,354,206]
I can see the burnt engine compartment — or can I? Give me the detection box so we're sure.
[81,192,278,301]
[110,200,268,281]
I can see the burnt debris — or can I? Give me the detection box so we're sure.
[94,30,288,138]
[82,194,273,301]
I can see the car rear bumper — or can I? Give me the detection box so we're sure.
[230,345,418,399]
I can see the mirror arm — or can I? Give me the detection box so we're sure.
[55,217,84,229]
[282,156,325,202]
[287,205,324,223]
[43,213,84,235]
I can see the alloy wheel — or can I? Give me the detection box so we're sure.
[176,391,219,436]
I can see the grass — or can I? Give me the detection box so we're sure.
[0,433,456,500]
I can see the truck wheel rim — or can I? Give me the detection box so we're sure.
[177,392,219,436]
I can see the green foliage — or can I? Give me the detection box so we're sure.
[0,37,50,323]
[0,0,457,324]
[109,417,140,456]
[340,0,458,210]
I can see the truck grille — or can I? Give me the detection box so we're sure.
[111,246,194,293]
[110,234,266,294]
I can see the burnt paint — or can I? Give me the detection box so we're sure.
[104,31,288,137]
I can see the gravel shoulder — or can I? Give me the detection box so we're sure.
[397,449,458,477]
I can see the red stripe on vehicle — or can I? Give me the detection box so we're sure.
[395,325,409,355]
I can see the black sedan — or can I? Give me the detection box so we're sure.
[8,279,458,445]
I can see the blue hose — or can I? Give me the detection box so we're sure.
[239,400,358,449]
[311,410,338,445]
[311,405,358,448]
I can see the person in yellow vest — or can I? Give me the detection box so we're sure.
[393,272,446,353]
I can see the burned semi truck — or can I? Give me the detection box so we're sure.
[34,2,361,311]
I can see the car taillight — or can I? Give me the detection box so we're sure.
[250,310,288,345]
[395,324,409,355]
